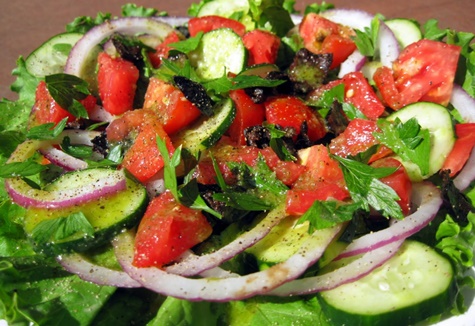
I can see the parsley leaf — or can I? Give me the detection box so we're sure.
[31,212,95,244]
[297,200,361,233]
[168,32,204,53]
[156,136,181,200]
[0,159,47,178]
[374,117,431,176]
[121,4,165,17]
[353,17,381,57]
[44,74,91,118]
[26,118,67,140]
[332,154,403,219]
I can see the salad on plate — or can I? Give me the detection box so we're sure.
[1,0,475,325]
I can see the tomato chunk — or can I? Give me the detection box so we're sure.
[228,89,266,145]
[188,15,246,37]
[97,52,139,115]
[133,190,213,268]
[242,29,281,65]
[329,118,392,161]
[264,96,327,142]
[374,39,461,110]
[143,77,202,135]
[148,31,181,68]
[286,145,349,215]
[30,80,96,126]
[299,13,356,69]
[106,109,175,183]
[442,123,475,177]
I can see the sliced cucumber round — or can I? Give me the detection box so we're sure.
[172,97,236,157]
[189,28,247,80]
[387,101,455,181]
[23,170,148,255]
[318,240,456,326]
[385,19,422,49]
[197,0,249,18]
[25,32,83,77]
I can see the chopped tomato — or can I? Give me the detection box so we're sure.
[30,80,96,126]
[106,109,175,183]
[188,15,246,37]
[371,157,412,215]
[442,123,475,176]
[228,89,266,145]
[148,31,181,68]
[299,13,356,69]
[286,144,349,215]
[313,72,385,119]
[133,190,212,268]
[329,118,392,161]
[264,96,327,142]
[260,147,307,186]
[374,39,461,110]
[242,29,281,65]
[143,77,202,135]
[97,52,139,115]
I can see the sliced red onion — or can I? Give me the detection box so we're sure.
[88,105,115,123]
[268,239,403,296]
[164,205,288,276]
[320,8,374,31]
[155,16,189,27]
[450,84,475,123]
[64,17,175,77]
[57,253,141,288]
[454,148,475,191]
[335,182,442,259]
[6,168,126,209]
[145,169,166,197]
[59,130,102,146]
[39,145,88,171]
[377,20,400,67]
[113,225,341,301]
[338,49,366,78]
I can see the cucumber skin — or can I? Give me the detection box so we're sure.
[24,178,148,255]
[317,282,457,326]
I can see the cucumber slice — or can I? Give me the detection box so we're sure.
[23,171,148,255]
[172,97,236,157]
[319,240,456,326]
[189,28,247,80]
[25,32,83,77]
[246,217,343,268]
[387,101,455,181]
[197,0,249,18]
[385,19,422,49]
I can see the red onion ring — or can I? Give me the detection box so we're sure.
[267,239,403,296]
[335,182,442,259]
[39,145,88,171]
[338,49,366,78]
[377,20,400,67]
[6,167,127,209]
[57,253,141,288]
[320,8,373,31]
[113,225,341,301]
[88,105,115,123]
[164,205,288,276]
[64,17,175,77]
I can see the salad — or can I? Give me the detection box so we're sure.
[1,0,475,325]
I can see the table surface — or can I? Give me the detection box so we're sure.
[1,0,474,100]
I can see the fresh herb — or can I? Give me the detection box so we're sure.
[31,212,95,244]
[26,118,67,140]
[168,32,204,53]
[353,17,381,57]
[304,1,335,15]
[121,3,166,17]
[332,154,403,219]
[156,136,220,218]
[267,123,297,161]
[374,117,431,176]
[44,73,91,119]
[0,158,47,178]
[213,155,287,211]
[61,136,94,159]
[66,12,112,33]
[297,200,362,233]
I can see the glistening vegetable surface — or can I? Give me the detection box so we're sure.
[1,1,475,325]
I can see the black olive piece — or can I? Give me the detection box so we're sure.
[173,75,214,116]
